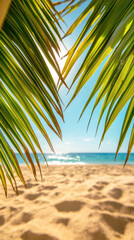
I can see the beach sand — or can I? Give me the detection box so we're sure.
[0,164,134,240]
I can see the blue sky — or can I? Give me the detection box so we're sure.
[30,1,133,154]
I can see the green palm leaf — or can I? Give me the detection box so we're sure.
[62,0,134,164]
[115,98,134,163]
[0,0,64,196]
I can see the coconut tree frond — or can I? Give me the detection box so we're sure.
[115,98,134,160]
[1,149,20,195]
[99,78,133,145]
[1,0,64,196]
[58,0,86,16]
[62,0,134,163]
[1,132,26,187]
[124,125,134,167]
[0,163,7,197]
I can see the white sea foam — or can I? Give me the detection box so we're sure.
[47,154,80,161]
[46,161,85,165]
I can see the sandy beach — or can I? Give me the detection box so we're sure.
[0,164,134,240]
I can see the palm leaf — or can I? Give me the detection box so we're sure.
[1,0,64,196]
[62,0,134,163]
[115,98,134,164]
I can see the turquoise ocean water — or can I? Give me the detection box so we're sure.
[16,153,134,165]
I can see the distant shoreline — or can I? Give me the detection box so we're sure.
[16,152,134,166]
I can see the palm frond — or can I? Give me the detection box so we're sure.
[0,0,64,195]
[62,0,134,164]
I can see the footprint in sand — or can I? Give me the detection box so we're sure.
[109,188,123,199]
[0,207,6,210]
[61,173,66,177]
[99,200,123,213]
[99,200,134,216]
[12,212,33,225]
[124,206,134,215]
[0,215,5,226]
[93,181,109,191]
[21,231,58,240]
[86,193,105,200]
[42,186,57,190]
[125,183,134,186]
[25,193,41,201]
[55,200,84,212]
[54,192,60,196]
[102,213,134,234]
[97,181,108,186]
[56,218,70,226]
[10,207,17,212]
[88,187,94,192]
[93,185,104,190]
[91,230,108,240]
[26,183,39,189]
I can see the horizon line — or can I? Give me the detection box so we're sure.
[15,152,134,154]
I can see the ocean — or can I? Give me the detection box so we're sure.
[17,152,134,165]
